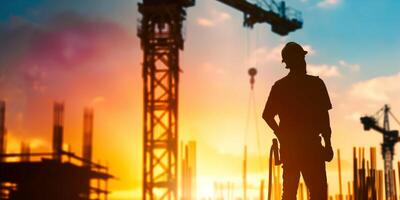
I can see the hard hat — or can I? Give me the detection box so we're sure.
[281,42,308,63]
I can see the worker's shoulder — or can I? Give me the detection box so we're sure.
[274,74,322,84]
[272,74,325,90]
[305,74,324,83]
[303,75,327,90]
[272,76,287,88]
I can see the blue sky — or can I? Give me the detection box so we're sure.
[1,0,399,79]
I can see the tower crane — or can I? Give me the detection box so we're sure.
[137,0,302,199]
[360,104,400,199]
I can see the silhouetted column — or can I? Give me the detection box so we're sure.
[53,102,64,161]
[82,108,93,167]
[20,142,30,162]
[0,101,5,162]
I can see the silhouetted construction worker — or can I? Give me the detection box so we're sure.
[262,42,333,200]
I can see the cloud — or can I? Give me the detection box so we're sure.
[0,12,136,99]
[345,112,363,121]
[92,96,105,106]
[197,18,214,27]
[308,64,341,77]
[197,10,231,27]
[339,60,360,72]
[332,71,400,136]
[317,0,340,8]
[246,44,360,79]
[247,44,284,66]
[303,45,316,55]
[349,72,400,103]
[202,62,225,75]
[247,43,315,67]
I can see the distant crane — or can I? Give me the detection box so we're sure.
[137,0,303,199]
[360,104,400,199]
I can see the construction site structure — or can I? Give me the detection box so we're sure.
[360,104,400,199]
[206,146,400,200]
[0,102,113,200]
[137,0,302,199]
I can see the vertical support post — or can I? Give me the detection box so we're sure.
[298,182,304,200]
[0,101,5,162]
[83,108,94,167]
[338,149,343,200]
[181,141,196,200]
[106,165,109,200]
[181,142,187,200]
[82,108,94,199]
[353,147,358,200]
[188,141,196,200]
[260,179,264,200]
[392,169,397,200]
[20,142,30,162]
[347,182,351,200]
[53,102,64,162]
[243,145,247,200]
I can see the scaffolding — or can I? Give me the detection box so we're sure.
[0,102,113,200]
[0,151,112,200]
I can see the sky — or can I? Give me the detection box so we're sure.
[0,0,400,199]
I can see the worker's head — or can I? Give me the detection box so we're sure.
[281,42,307,73]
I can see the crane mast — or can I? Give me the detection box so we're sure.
[137,0,302,199]
[360,104,400,199]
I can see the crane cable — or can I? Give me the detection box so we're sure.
[389,111,400,127]
[244,27,250,145]
[243,25,266,200]
[244,87,264,172]
[254,26,264,174]
[244,26,264,174]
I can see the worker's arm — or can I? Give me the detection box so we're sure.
[262,84,281,139]
[317,77,333,161]
[262,107,279,135]
[321,110,332,147]
[321,110,333,161]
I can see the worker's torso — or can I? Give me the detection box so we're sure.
[274,74,327,150]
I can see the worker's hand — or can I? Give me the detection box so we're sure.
[323,144,334,162]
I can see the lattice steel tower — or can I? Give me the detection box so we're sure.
[138,0,194,199]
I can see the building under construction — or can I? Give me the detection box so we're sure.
[0,101,113,200]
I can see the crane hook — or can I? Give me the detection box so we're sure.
[248,68,257,90]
